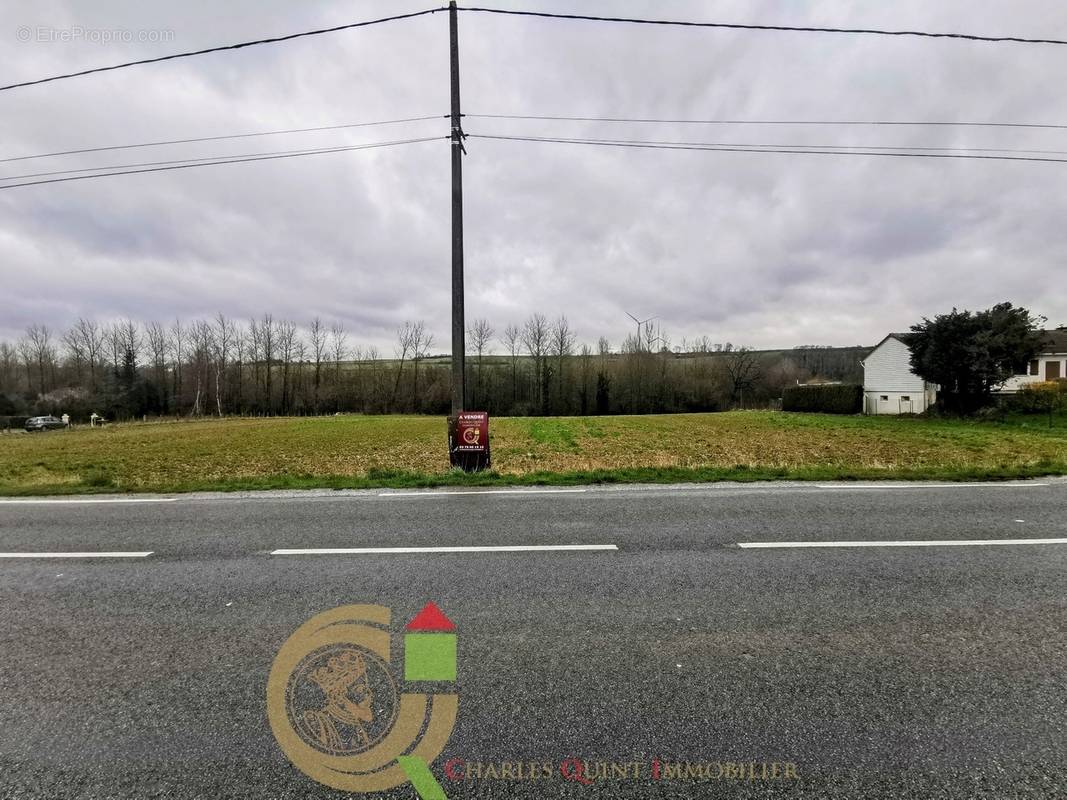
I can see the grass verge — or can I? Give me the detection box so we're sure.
[0,411,1064,496]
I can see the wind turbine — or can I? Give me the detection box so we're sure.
[625,312,657,352]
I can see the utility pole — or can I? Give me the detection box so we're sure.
[449,0,466,416]
[446,1,489,471]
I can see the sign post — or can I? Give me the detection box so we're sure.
[448,411,490,472]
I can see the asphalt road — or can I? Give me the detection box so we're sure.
[0,480,1064,799]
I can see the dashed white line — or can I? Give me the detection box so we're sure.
[378,488,588,497]
[0,498,175,505]
[271,544,616,555]
[814,483,1048,490]
[738,538,1067,549]
[0,551,153,558]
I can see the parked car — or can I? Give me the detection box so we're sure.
[25,415,66,432]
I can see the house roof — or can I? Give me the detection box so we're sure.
[876,329,1067,353]
[1040,329,1067,352]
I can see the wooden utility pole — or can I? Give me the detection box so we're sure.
[445,3,488,473]
[449,0,466,416]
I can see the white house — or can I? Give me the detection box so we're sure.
[861,334,937,415]
[996,329,1067,393]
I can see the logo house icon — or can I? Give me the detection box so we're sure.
[267,603,458,798]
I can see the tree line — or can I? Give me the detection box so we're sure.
[0,314,867,422]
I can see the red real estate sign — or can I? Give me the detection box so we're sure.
[454,411,489,452]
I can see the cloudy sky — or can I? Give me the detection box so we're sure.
[2,0,1066,354]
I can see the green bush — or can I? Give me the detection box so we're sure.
[782,384,862,414]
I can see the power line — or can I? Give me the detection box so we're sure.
[6,7,1064,95]
[493,138,1067,157]
[456,7,1067,46]
[0,137,445,190]
[13,133,1065,186]
[8,114,1065,171]
[466,113,1067,131]
[9,112,1064,171]
[0,137,453,182]
[0,115,447,164]
[469,133,1067,165]
[0,8,445,92]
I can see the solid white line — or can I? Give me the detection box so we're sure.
[0,551,154,558]
[738,538,1067,549]
[814,483,1048,489]
[0,498,175,504]
[271,544,617,555]
[378,488,588,497]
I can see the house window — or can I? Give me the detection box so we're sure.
[879,395,889,401]
[1030,360,1039,376]
[901,396,911,401]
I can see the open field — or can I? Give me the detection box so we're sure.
[1,411,1065,495]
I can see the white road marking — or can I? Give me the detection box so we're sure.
[0,551,153,558]
[379,488,587,497]
[271,544,616,555]
[814,483,1048,490]
[738,538,1067,549]
[0,498,175,504]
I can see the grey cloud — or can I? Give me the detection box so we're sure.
[2,0,1066,354]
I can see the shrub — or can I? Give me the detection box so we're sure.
[782,384,862,414]
[1012,380,1067,426]
[80,469,116,488]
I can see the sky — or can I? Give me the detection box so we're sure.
[2,0,1066,354]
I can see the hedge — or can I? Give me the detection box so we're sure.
[782,384,862,414]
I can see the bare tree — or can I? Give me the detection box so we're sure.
[724,347,761,408]
[232,322,246,413]
[189,320,213,417]
[292,336,309,413]
[550,316,576,409]
[278,319,297,414]
[392,321,416,408]
[364,345,384,410]
[71,318,105,392]
[146,321,169,411]
[62,325,86,385]
[0,342,19,393]
[309,317,328,413]
[247,317,262,410]
[16,337,33,394]
[103,323,123,375]
[522,313,549,412]
[410,322,433,412]
[25,324,53,395]
[328,322,347,409]
[578,343,593,414]
[501,323,521,405]
[213,313,233,416]
[468,318,494,408]
[169,319,186,412]
[260,314,275,413]
[119,319,142,365]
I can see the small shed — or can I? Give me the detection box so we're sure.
[861,334,937,415]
